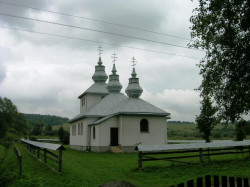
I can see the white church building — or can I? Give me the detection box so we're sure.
[69,53,170,152]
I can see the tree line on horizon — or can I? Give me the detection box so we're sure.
[0,97,69,146]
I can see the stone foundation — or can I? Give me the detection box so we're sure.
[70,145,136,153]
[70,145,87,151]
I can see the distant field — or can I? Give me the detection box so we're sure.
[167,122,239,140]
[52,123,70,132]
[168,122,250,140]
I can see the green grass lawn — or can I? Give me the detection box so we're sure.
[1,143,250,187]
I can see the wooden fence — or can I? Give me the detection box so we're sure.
[13,143,22,177]
[136,141,250,169]
[171,175,249,187]
[21,139,65,172]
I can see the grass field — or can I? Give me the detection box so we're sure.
[0,142,250,187]
[52,123,70,132]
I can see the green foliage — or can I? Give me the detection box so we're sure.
[58,126,67,144]
[0,97,29,138]
[25,114,69,127]
[196,96,218,142]
[31,121,44,135]
[190,0,250,122]
[235,120,248,141]
[63,131,70,145]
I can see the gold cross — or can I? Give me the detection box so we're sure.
[97,46,103,57]
[112,53,117,64]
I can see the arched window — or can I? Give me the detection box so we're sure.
[140,119,149,132]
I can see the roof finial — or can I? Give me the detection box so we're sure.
[111,52,117,74]
[131,57,137,67]
[112,52,117,64]
[97,45,103,57]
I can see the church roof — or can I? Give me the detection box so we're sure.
[78,82,108,98]
[70,93,170,123]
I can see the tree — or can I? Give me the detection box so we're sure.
[58,126,65,143]
[196,96,217,142]
[31,121,44,135]
[235,120,248,141]
[190,0,250,123]
[0,97,29,138]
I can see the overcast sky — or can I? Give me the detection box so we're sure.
[0,0,206,121]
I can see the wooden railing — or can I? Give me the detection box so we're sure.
[21,139,65,172]
[13,143,22,177]
[171,175,249,187]
[136,141,250,169]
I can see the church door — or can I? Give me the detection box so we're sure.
[110,128,118,146]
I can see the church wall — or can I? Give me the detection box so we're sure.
[79,94,105,113]
[70,117,97,150]
[121,115,167,146]
[86,94,103,111]
[98,116,119,146]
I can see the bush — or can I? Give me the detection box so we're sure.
[235,120,247,141]
[213,132,221,139]
[29,136,37,141]
[63,131,70,145]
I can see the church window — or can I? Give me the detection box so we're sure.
[81,96,85,106]
[72,124,76,136]
[80,122,83,135]
[140,119,149,132]
[78,123,80,135]
[93,126,96,139]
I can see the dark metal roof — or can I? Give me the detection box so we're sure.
[21,139,66,150]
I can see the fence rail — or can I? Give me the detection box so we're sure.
[13,143,22,177]
[172,175,249,187]
[136,141,250,169]
[20,139,65,172]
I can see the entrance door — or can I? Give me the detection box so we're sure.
[110,128,118,146]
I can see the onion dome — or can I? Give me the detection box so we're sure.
[92,57,108,83]
[107,63,123,93]
[125,67,143,98]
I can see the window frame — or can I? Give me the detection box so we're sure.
[140,119,149,133]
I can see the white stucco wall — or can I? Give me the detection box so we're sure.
[93,115,167,147]
[121,115,167,146]
[96,117,119,146]
[80,94,105,113]
[70,117,97,146]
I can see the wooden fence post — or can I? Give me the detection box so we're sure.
[243,178,249,187]
[19,155,22,178]
[37,147,40,159]
[13,144,22,178]
[249,146,250,157]
[214,175,219,187]
[138,151,142,169]
[205,175,211,187]
[237,177,242,187]
[177,183,184,187]
[197,177,203,187]
[222,176,227,187]
[187,180,194,187]
[58,149,62,172]
[199,149,204,163]
[229,177,235,187]
[44,149,47,163]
